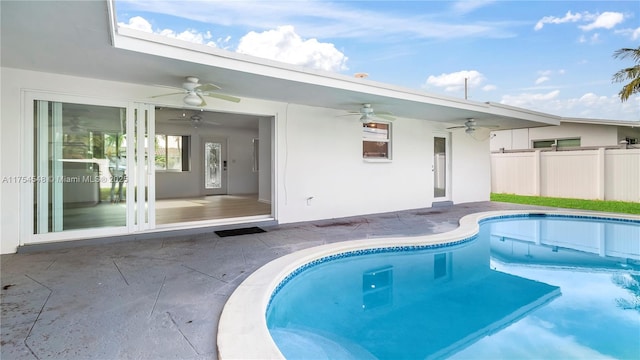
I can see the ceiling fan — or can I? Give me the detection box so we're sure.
[344,103,395,123]
[446,118,498,134]
[151,76,241,107]
[168,112,220,128]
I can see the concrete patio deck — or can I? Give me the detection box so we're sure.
[1,201,549,360]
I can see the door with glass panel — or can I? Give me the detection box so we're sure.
[203,138,227,195]
[31,99,154,241]
[433,133,450,200]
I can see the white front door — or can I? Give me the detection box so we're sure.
[203,138,228,195]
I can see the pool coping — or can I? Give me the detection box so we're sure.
[216,210,640,359]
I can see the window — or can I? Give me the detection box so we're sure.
[533,138,580,149]
[434,253,447,279]
[362,266,393,310]
[155,135,190,171]
[363,122,391,159]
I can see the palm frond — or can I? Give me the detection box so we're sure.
[613,47,640,62]
[612,46,640,102]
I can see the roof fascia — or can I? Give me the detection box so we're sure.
[559,117,640,127]
[485,102,560,126]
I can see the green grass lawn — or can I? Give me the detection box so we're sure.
[491,193,640,215]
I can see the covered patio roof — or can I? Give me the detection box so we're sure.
[1,0,560,129]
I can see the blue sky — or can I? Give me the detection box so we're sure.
[115,0,639,120]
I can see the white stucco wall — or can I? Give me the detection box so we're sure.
[0,67,491,253]
[451,131,491,204]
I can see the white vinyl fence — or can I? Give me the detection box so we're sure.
[491,147,640,202]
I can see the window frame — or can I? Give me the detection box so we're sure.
[155,134,191,172]
[362,121,392,161]
[532,137,581,149]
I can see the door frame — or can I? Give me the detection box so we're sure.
[432,131,452,202]
[21,92,156,245]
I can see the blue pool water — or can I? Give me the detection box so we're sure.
[266,215,640,359]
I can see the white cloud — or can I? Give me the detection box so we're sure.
[501,90,561,108]
[118,16,219,47]
[615,26,640,40]
[535,11,625,32]
[533,69,564,85]
[578,33,601,44]
[158,29,217,47]
[579,12,625,31]
[482,84,497,91]
[118,16,153,32]
[534,11,582,31]
[424,70,487,92]
[500,90,639,120]
[236,25,348,72]
[452,0,496,14]
[535,76,550,85]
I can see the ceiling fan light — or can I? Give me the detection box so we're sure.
[465,127,475,134]
[183,93,203,106]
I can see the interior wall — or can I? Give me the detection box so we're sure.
[154,122,259,199]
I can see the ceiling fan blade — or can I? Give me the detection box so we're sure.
[150,91,185,98]
[203,92,241,103]
[446,125,466,130]
[201,120,221,126]
[196,83,222,92]
[197,94,207,107]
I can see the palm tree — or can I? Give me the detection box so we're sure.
[612,46,640,102]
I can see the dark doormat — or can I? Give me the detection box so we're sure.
[215,227,266,237]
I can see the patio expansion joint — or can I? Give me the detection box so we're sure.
[44,260,56,271]
[181,264,228,284]
[149,275,167,319]
[112,260,129,286]
[22,274,53,360]
[167,311,201,356]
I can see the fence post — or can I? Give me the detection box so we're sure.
[597,147,605,200]
[534,150,541,196]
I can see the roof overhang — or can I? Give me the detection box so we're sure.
[559,117,640,127]
[1,0,561,130]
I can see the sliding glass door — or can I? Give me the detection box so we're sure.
[29,97,154,243]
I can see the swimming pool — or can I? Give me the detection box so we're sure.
[217,211,640,359]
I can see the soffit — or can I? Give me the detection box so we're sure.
[1,0,560,130]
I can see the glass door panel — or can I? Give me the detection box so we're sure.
[33,101,127,233]
[204,139,227,195]
[129,104,155,231]
[433,136,447,199]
